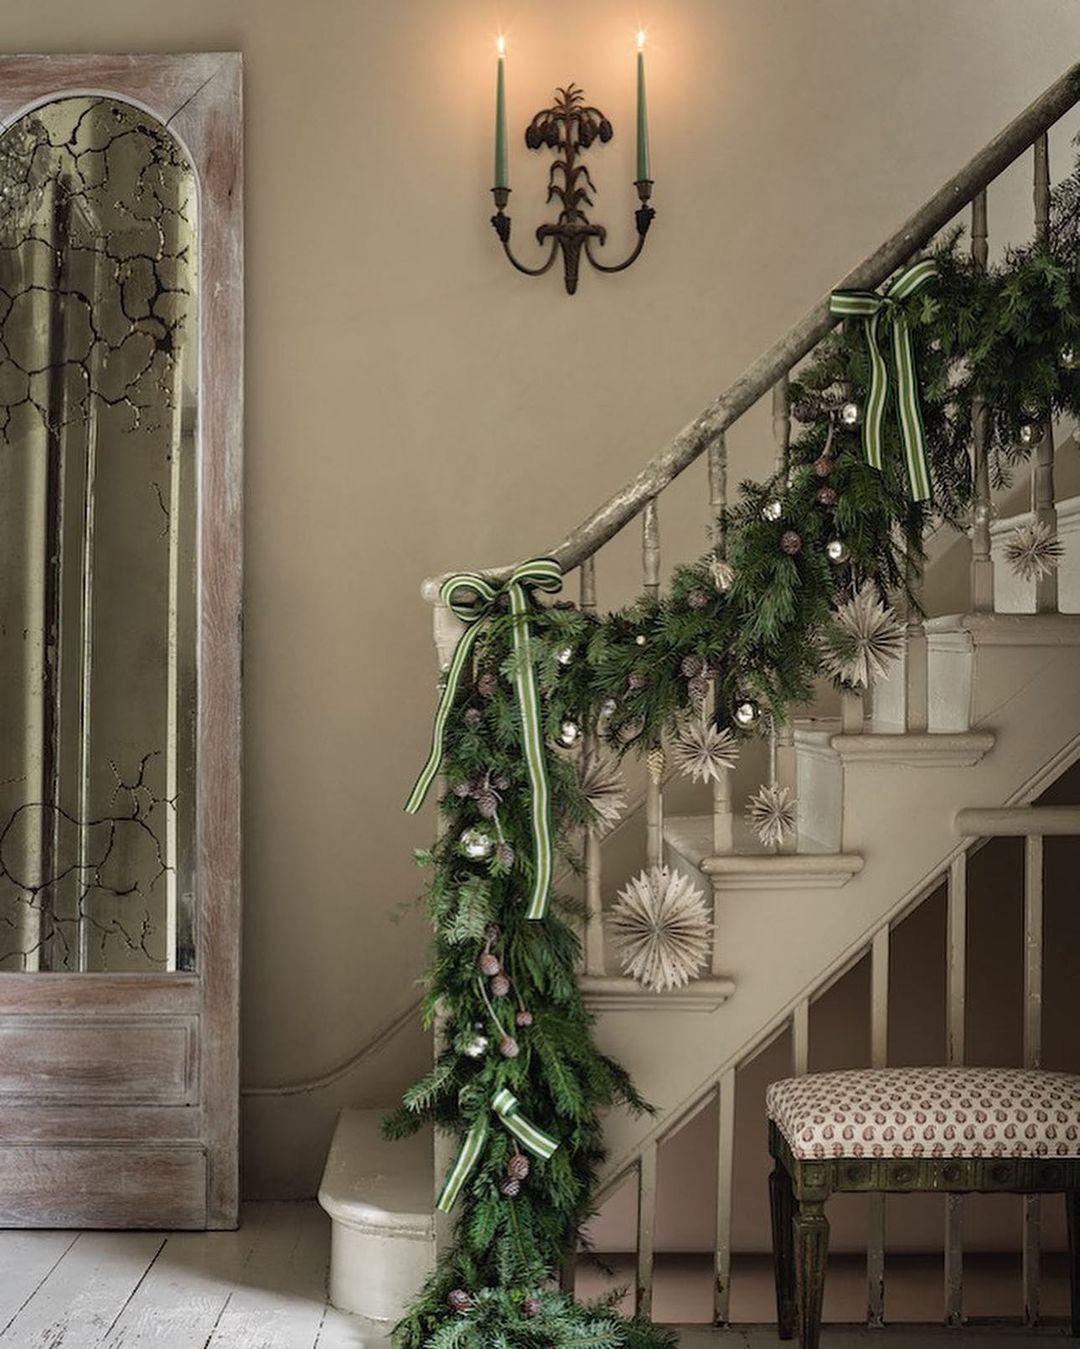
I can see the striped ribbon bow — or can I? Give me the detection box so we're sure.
[436,1088,560,1213]
[405,557,563,921]
[830,258,938,502]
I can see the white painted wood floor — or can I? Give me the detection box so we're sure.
[0,1202,389,1348]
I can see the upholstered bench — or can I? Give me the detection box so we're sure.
[767,1067,1080,1347]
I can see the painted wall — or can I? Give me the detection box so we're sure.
[4,0,1079,1200]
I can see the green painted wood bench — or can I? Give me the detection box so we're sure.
[767,1067,1080,1348]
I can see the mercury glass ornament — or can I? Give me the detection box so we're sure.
[761,498,783,522]
[555,645,574,666]
[460,827,494,860]
[840,401,861,429]
[1019,417,1046,447]
[635,633,647,646]
[558,719,582,747]
[826,539,850,565]
[733,698,762,730]
[463,1035,489,1058]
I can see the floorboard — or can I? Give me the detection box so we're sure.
[0,1231,79,1335]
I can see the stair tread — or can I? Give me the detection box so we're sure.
[318,1108,433,1233]
[664,814,849,865]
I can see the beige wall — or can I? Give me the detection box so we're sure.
[5,0,1078,1197]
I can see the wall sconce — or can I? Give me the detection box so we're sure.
[490,32,655,295]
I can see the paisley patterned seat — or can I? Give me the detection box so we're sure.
[768,1065,1080,1160]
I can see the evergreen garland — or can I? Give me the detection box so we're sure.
[387,148,1080,1348]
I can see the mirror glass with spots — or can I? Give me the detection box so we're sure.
[0,97,197,972]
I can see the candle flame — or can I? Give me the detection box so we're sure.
[496,34,507,57]
[636,28,647,51]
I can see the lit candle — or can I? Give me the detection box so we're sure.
[635,29,651,183]
[494,35,509,190]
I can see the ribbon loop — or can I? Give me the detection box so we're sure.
[405,557,562,921]
[830,258,937,501]
[436,1091,559,1213]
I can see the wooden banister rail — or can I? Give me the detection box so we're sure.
[422,61,1080,597]
[956,805,1080,836]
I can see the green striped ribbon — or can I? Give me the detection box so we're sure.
[436,1089,559,1213]
[830,258,938,502]
[405,557,563,921]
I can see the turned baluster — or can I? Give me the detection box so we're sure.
[772,377,797,837]
[970,190,995,613]
[1032,134,1059,614]
[642,500,663,866]
[580,556,605,976]
[708,434,733,853]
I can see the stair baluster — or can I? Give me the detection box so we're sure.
[904,508,930,732]
[714,1067,737,1326]
[708,433,735,855]
[945,853,967,1325]
[1032,135,1060,614]
[643,499,664,866]
[636,1139,658,1318]
[772,376,798,839]
[1022,833,1045,1323]
[970,190,995,613]
[867,927,890,1328]
[580,557,606,976]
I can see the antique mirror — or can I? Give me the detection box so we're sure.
[0,55,241,1229]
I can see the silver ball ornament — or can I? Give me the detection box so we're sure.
[635,634,647,646]
[733,698,762,730]
[555,645,574,666]
[1062,346,1079,370]
[1019,418,1046,447]
[558,719,582,747]
[840,401,862,429]
[460,827,494,860]
[825,539,850,565]
[762,498,783,522]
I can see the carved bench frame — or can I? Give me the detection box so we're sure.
[769,1121,1080,1348]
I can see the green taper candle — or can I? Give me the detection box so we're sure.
[636,32,651,182]
[495,38,508,189]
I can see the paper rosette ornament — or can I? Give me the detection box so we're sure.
[746,784,797,848]
[578,754,626,835]
[1004,521,1064,582]
[670,717,739,785]
[610,866,713,993]
[821,581,905,689]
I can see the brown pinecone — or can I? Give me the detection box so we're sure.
[490,973,511,997]
[474,788,500,819]
[521,1296,542,1319]
[507,1153,531,1180]
[463,707,483,727]
[813,455,833,478]
[478,952,501,977]
[780,531,803,556]
[515,1008,533,1027]
[680,653,703,678]
[499,1176,521,1197]
[816,486,838,507]
[476,671,499,698]
[687,588,709,610]
[499,1035,519,1058]
[496,841,515,867]
[448,1289,473,1313]
[627,669,648,690]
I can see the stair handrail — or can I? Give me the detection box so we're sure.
[423,60,1080,598]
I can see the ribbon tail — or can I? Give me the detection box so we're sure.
[860,309,889,473]
[493,1088,559,1160]
[891,315,932,502]
[436,1117,489,1213]
[404,620,483,814]
[508,583,554,921]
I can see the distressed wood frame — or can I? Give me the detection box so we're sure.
[768,1122,1080,1348]
[0,54,243,1229]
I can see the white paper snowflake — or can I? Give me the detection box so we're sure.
[670,717,739,785]
[821,581,905,689]
[1004,521,1064,582]
[578,755,626,835]
[746,784,797,849]
[610,866,713,993]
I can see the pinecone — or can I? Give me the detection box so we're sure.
[687,588,709,610]
[463,707,483,728]
[627,669,648,690]
[780,531,803,556]
[515,1008,533,1027]
[680,653,703,678]
[448,1289,473,1313]
[452,781,472,798]
[485,925,501,944]
[816,486,838,507]
[813,455,832,477]
[500,1176,521,1197]
[687,675,709,705]
[499,1035,519,1058]
[491,973,511,997]
[521,1296,542,1319]
[496,841,515,867]
[476,671,498,698]
[478,952,501,977]
[474,788,500,819]
[647,746,665,783]
[507,1153,531,1180]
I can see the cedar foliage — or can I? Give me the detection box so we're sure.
[387,151,1080,1348]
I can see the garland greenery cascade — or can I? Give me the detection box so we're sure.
[385,149,1080,1349]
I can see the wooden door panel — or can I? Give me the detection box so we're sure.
[0,1146,207,1228]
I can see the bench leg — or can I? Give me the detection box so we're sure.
[794,1199,829,1349]
[1067,1190,1080,1337]
[769,1163,796,1339]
